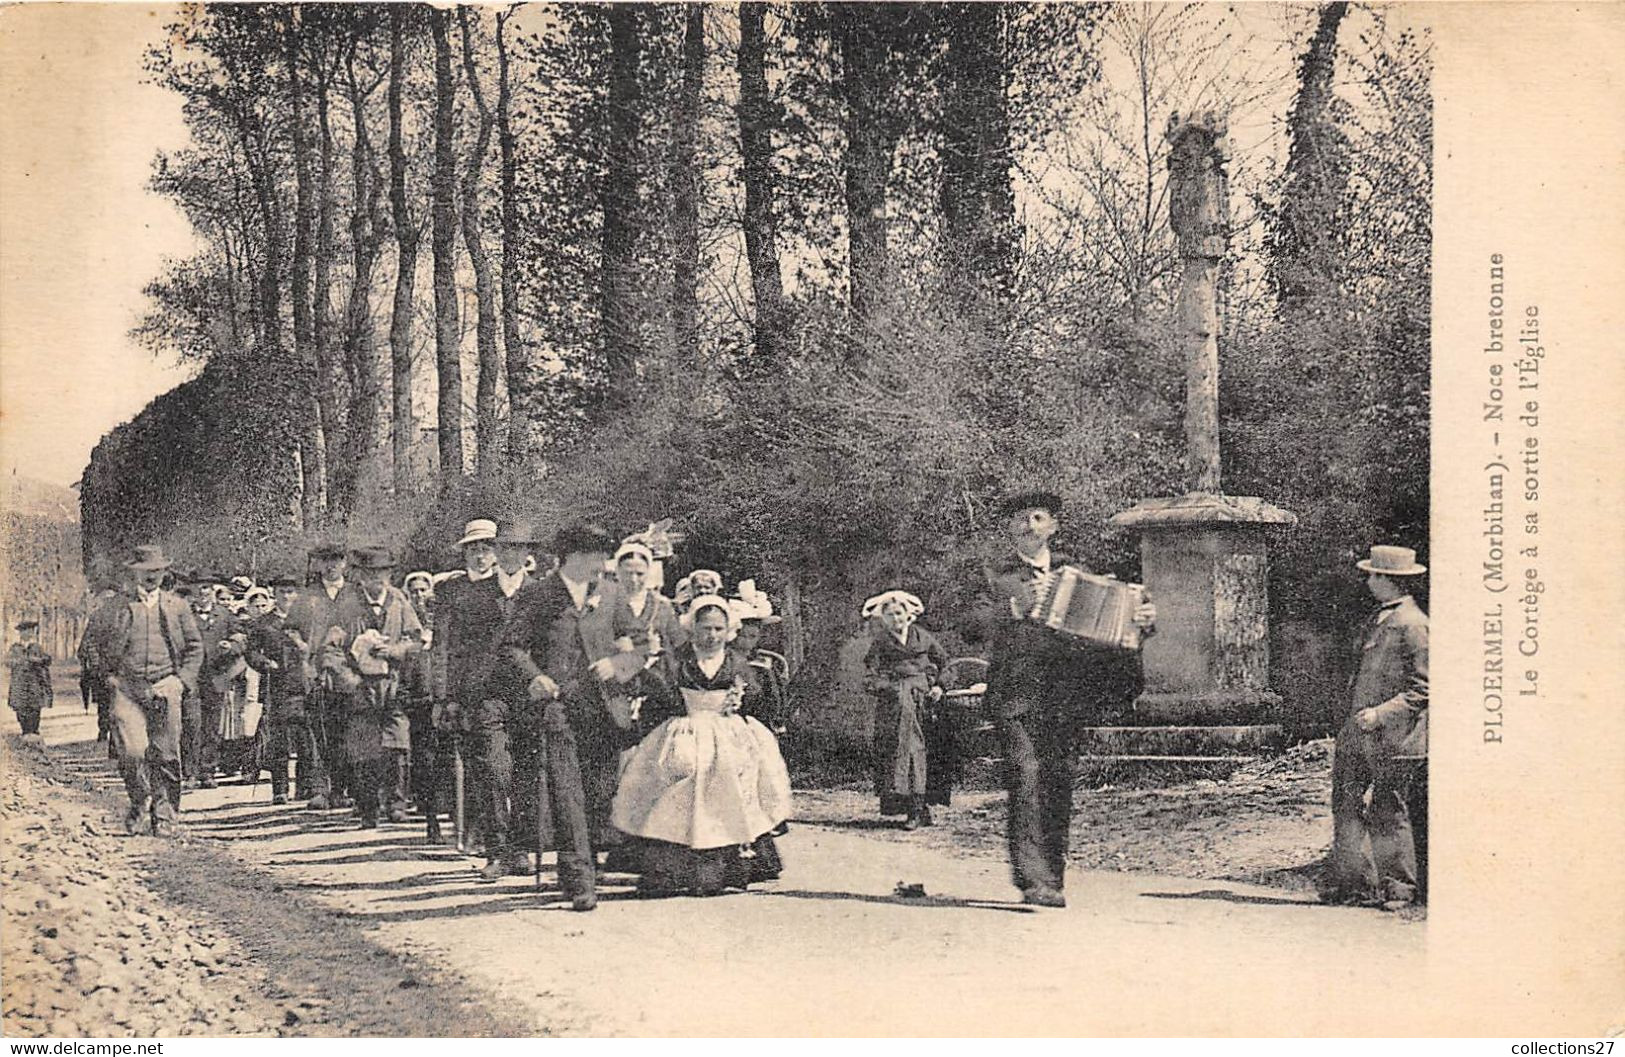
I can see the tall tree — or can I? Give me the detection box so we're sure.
[495,8,529,470]
[938,2,1016,300]
[387,4,420,493]
[737,1,786,368]
[334,22,387,517]
[430,8,464,483]
[667,4,706,366]
[311,33,344,510]
[600,4,644,401]
[459,7,503,479]
[831,3,932,341]
[286,6,326,522]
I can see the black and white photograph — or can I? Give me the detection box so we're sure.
[0,0,1619,1041]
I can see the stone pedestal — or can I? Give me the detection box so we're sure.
[1110,492,1295,724]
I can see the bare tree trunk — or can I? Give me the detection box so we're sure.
[286,9,325,525]
[737,2,785,368]
[335,43,385,518]
[668,4,706,367]
[388,5,420,494]
[430,8,464,484]
[496,10,529,471]
[939,1,1015,300]
[313,50,343,513]
[835,4,908,343]
[459,7,502,481]
[600,3,642,402]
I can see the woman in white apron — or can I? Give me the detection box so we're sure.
[610,595,791,896]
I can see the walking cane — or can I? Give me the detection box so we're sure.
[452,732,466,853]
[535,727,551,895]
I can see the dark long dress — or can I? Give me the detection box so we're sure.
[863,624,954,815]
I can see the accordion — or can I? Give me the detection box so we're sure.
[1027,566,1145,651]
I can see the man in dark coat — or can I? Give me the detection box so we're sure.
[980,492,1156,907]
[245,575,312,804]
[6,621,53,740]
[184,581,236,789]
[499,523,645,912]
[424,519,500,844]
[1323,545,1430,910]
[443,519,547,881]
[78,583,122,753]
[285,543,350,810]
[326,545,424,828]
[90,544,205,836]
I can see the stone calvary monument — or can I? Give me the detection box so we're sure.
[1105,113,1295,761]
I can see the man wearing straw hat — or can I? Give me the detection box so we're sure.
[93,544,204,836]
[1322,544,1430,910]
[426,518,501,846]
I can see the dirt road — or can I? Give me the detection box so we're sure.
[5,696,1426,1037]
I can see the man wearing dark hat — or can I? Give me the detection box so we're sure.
[285,542,351,809]
[88,545,205,836]
[1323,544,1430,910]
[6,620,53,741]
[980,492,1156,907]
[325,545,425,828]
[441,519,547,880]
[500,523,645,911]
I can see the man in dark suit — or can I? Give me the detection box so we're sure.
[1323,545,1429,910]
[421,518,500,844]
[981,492,1156,907]
[440,519,547,881]
[183,579,235,790]
[285,543,351,810]
[500,523,645,912]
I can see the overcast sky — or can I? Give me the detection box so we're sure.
[1,3,197,488]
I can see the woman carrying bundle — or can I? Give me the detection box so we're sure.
[610,594,792,897]
[862,590,952,829]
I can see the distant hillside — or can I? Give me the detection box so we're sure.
[5,471,80,524]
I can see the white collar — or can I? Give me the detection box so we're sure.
[695,649,726,679]
[323,579,345,600]
[625,589,648,617]
[467,567,495,582]
[496,566,527,598]
[1018,546,1051,573]
[136,587,161,608]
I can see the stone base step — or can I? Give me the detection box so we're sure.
[1074,753,1260,785]
[1076,724,1283,757]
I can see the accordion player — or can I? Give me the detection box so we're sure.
[1025,566,1147,651]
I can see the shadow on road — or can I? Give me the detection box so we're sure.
[1139,888,1318,908]
[752,888,1036,914]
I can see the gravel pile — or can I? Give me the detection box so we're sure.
[1,738,289,1038]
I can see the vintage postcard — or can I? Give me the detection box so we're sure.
[0,0,1620,1040]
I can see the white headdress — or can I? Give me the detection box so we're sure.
[680,593,740,639]
[729,579,782,624]
[860,590,924,620]
[675,569,723,607]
